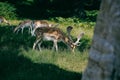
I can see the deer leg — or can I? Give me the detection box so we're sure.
[38,41,42,51]
[16,29,20,34]
[21,27,24,34]
[52,40,58,51]
[30,25,33,34]
[52,45,55,50]
[28,25,32,33]
[33,38,41,50]
[31,28,36,36]
[22,26,26,34]
[28,27,30,33]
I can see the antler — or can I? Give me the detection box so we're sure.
[73,32,84,46]
[66,26,73,42]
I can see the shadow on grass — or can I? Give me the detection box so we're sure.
[0,51,82,80]
[0,25,35,50]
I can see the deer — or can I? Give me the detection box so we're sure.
[14,20,33,34]
[0,16,10,25]
[31,20,59,36]
[32,26,84,52]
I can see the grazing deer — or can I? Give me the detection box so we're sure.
[0,16,10,25]
[31,20,59,36]
[33,26,84,52]
[14,20,33,34]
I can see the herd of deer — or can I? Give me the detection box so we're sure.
[0,16,84,53]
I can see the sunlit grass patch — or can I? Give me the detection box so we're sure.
[19,48,88,73]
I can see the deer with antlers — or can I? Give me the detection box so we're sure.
[0,16,10,25]
[33,26,84,52]
[31,20,59,36]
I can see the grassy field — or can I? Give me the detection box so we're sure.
[0,17,95,80]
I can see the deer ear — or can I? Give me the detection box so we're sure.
[66,26,73,34]
[67,26,73,31]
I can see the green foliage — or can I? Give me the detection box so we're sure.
[50,17,82,24]
[0,0,100,19]
[0,2,17,19]
[85,10,99,21]
[86,10,98,17]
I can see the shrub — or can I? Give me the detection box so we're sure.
[0,2,17,19]
[85,10,99,21]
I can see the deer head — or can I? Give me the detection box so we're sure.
[66,26,84,52]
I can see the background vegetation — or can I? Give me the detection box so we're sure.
[0,0,100,80]
[0,0,100,19]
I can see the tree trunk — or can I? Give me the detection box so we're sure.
[82,0,120,80]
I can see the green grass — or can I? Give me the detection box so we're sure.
[0,17,94,80]
[21,49,88,72]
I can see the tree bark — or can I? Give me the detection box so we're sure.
[82,0,120,80]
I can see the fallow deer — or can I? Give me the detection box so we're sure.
[0,16,10,25]
[14,20,33,34]
[33,26,84,52]
[31,20,59,36]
